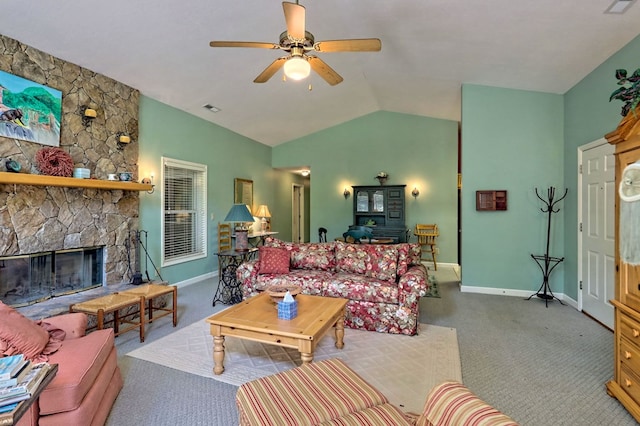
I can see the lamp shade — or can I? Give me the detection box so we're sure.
[224,204,255,223]
[254,204,271,218]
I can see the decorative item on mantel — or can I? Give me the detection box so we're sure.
[610,68,640,117]
[35,147,74,177]
[5,158,21,173]
[224,204,255,251]
[375,171,388,185]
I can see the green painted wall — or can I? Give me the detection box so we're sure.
[461,85,564,292]
[563,34,640,300]
[272,111,459,263]
[135,34,640,292]
[137,96,275,284]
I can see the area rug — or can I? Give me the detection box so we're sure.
[127,319,461,413]
[425,275,440,298]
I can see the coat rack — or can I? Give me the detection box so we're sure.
[527,186,568,307]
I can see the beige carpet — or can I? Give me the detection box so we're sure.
[126,319,462,413]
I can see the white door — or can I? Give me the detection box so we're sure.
[580,141,615,329]
[292,184,304,243]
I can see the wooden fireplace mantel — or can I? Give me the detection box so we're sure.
[0,172,153,191]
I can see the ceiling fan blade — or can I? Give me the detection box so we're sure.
[282,2,305,40]
[314,39,382,53]
[254,57,287,83]
[210,41,279,49]
[308,56,343,86]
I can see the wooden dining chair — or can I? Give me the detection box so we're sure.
[319,227,327,242]
[414,224,439,270]
[218,222,232,252]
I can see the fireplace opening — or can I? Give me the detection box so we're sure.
[0,247,104,307]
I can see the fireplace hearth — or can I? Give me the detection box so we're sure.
[0,247,104,307]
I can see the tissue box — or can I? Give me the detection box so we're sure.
[277,300,298,320]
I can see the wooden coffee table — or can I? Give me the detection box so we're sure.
[205,293,347,375]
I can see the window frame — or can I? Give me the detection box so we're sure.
[161,157,208,267]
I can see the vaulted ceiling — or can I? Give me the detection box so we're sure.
[3,0,640,146]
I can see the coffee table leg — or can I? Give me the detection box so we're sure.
[335,314,345,349]
[213,335,225,375]
[300,352,313,364]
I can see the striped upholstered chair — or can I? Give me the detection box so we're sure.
[236,358,518,425]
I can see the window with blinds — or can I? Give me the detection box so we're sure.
[161,157,207,266]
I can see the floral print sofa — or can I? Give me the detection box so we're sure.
[236,237,429,335]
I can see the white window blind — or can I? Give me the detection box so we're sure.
[161,157,207,266]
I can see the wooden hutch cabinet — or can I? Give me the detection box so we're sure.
[606,108,640,423]
[352,185,408,242]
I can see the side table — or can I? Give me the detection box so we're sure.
[0,364,58,426]
[213,248,258,306]
[119,283,178,330]
[70,293,145,342]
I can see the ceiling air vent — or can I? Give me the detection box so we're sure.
[202,104,221,113]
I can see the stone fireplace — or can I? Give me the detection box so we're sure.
[0,247,104,307]
[0,34,142,304]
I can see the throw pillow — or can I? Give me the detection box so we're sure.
[0,301,50,361]
[258,247,290,274]
[264,237,294,252]
[334,241,369,275]
[364,245,399,283]
[395,244,410,276]
[290,242,336,271]
[408,243,422,265]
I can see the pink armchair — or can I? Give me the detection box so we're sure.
[12,312,123,426]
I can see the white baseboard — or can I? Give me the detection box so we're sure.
[460,285,578,310]
[172,271,216,288]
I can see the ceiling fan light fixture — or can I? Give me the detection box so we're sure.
[284,56,311,80]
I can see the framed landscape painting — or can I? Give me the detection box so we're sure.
[0,70,62,146]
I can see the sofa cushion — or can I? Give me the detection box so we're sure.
[325,273,399,304]
[408,243,422,266]
[395,244,411,276]
[291,242,336,271]
[258,247,290,274]
[0,301,49,361]
[253,270,332,296]
[364,245,399,283]
[236,358,389,426]
[335,241,369,275]
[39,328,116,415]
[417,381,519,426]
[319,403,412,425]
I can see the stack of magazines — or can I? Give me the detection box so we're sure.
[0,354,52,414]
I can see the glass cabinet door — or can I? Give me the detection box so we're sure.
[356,191,369,212]
[372,191,384,212]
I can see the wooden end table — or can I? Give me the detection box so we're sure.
[205,293,347,375]
[70,293,145,342]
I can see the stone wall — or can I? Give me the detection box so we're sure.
[0,34,141,286]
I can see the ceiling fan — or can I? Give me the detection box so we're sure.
[209,1,381,86]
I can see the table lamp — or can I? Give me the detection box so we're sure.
[254,204,271,232]
[224,204,255,251]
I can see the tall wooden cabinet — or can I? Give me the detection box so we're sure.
[606,110,640,423]
[352,185,408,242]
